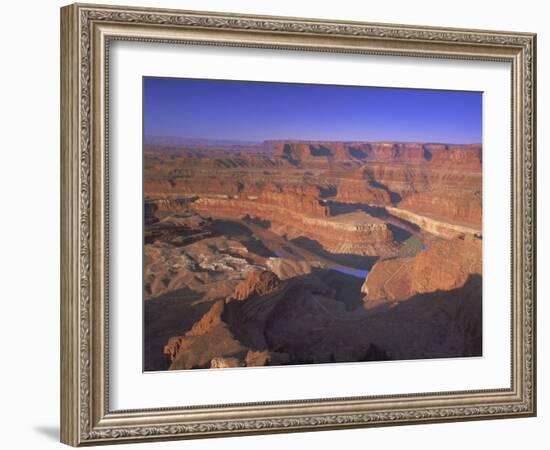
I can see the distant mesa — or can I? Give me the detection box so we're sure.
[270,140,481,168]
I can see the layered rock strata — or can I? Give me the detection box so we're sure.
[192,197,397,256]
[273,141,481,168]
[386,206,481,239]
[398,190,482,228]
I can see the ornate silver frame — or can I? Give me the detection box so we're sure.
[60,3,536,446]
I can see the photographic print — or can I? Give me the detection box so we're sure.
[143,77,483,372]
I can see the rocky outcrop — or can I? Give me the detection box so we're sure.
[255,184,329,217]
[275,141,355,165]
[186,300,226,337]
[145,197,196,218]
[144,178,244,198]
[318,168,394,204]
[192,197,397,256]
[386,206,480,239]
[163,299,249,370]
[362,163,481,196]
[397,190,482,228]
[145,209,212,245]
[190,183,328,218]
[291,212,396,255]
[229,269,282,301]
[145,141,481,206]
[144,234,254,300]
[210,357,243,368]
[361,236,482,306]
[162,257,483,370]
[244,350,270,366]
[333,178,392,204]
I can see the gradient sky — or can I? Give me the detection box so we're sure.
[143,77,482,144]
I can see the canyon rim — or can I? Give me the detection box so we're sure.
[143,78,483,372]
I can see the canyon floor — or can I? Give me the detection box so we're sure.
[143,140,483,371]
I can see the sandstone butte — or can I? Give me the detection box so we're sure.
[361,235,482,307]
[144,139,483,371]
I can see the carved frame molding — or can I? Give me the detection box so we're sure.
[60,3,536,446]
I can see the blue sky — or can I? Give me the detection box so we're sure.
[143,77,482,144]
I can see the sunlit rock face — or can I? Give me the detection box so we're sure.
[361,235,482,305]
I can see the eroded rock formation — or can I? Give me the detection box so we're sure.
[398,189,482,228]
[229,269,282,301]
[361,236,482,306]
[191,195,398,256]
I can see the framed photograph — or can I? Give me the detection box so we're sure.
[60,3,537,446]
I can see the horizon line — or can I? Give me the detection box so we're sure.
[144,135,483,146]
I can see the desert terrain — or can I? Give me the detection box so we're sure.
[144,139,482,371]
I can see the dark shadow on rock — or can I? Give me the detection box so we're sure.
[362,343,390,361]
[319,186,337,199]
[311,267,365,311]
[291,236,379,270]
[242,239,277,258]
[280,144,301,166]
[144,287,210,372]
[212,218,276,257]
[162,271,482,371]
[364,274,482,359]
[211,219,254,238]
[348,147,368,159]
[422,144,433,161]
[387,223,412,242]
[243,215,271,229]
[311,145,332,157]
[367,179,402,203]
[324,201,421,234]
[325,201,382,217]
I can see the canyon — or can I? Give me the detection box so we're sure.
[144,139,482,371]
